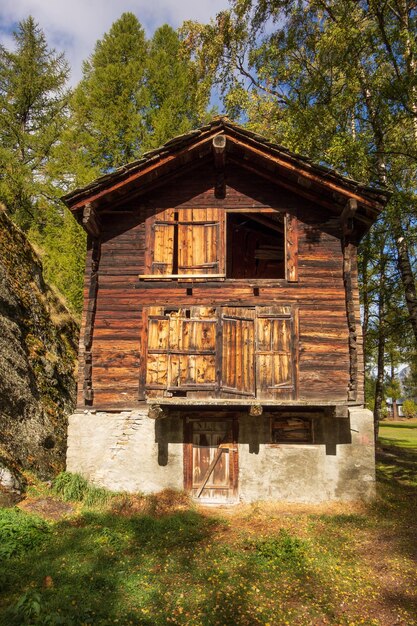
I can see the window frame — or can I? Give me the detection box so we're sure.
[139,209,298,283]
[270,415,314,445]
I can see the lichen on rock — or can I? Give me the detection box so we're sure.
[0,209,78,479]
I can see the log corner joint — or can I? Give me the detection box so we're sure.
[148,404,167,420]
[249,403,263,417]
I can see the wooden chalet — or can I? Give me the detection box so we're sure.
[63,118,388,504]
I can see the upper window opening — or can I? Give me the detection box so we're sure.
[226,213,285,279]
[146,209,223,279]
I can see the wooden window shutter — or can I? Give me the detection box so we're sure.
[146,307,169,389]
[256,305,294,399]
[286,214,298,282]
[146,307,217,392]
[146,210,175,275]
[221,307,256,397]
[177,209,223,276]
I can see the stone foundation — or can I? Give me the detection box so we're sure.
[66,407,375,502]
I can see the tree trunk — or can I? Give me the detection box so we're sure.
[391,210,417,346]
[373,272,385,442]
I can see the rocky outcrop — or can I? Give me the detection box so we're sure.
[0,209,78,478]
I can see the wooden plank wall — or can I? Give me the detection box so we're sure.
[79,163,356,409]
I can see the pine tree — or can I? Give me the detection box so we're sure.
[0,16,69,229]
[144,24,210,150]
[61,12,148,181]
[58,15,212,187]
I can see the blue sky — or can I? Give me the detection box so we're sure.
[0,0,230,85]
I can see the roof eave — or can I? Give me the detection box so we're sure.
[62,117,390,220]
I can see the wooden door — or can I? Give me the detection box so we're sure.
[256,306,295,400]
[186,419,238,503]
[177,209,223,276]
[221,307,256,397]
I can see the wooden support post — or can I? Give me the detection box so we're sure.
[340,198,358,235]
[83,237,101,405]
[286,213,298,282]
[212,134,226,198]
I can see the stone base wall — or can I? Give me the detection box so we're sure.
[238,407,375,502]
[67,410,184,494]
[66,407,375,502]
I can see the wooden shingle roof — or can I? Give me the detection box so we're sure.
[62,117,389,238]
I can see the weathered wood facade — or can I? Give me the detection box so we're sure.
[63,119,388,504]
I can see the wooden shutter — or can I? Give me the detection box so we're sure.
[178,209,223,276]
[221,307,256,397]
[147,210,175,275]
[146,308,170,389]
[256,305,294,399]
[146,307,217,392]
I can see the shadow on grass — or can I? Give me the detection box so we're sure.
[0,505,366,626]
[380,422,417,429]
[374,445,417,561]
[1,445,417,625]
[379,436,417,449]
[0,508,262,626]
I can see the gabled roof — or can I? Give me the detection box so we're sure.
[62,117,389,239]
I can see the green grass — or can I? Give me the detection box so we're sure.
[0,456,416,626]
[379,420,417,449]
[53,471,112,507]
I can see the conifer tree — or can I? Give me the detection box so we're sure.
[59,12,148,183]
[144,24,210,150]
[58,15,212,187]
[0,17,69,229]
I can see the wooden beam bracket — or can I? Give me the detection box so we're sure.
[82,202,102,238]
[212,134,226,199]
[340,198,358,235]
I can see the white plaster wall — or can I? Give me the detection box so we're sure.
[67,410,183,493]
[238,408,376,503]
[67,407,375,502]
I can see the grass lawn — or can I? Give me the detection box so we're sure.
[0,444,416,626]
[379,420,417,449]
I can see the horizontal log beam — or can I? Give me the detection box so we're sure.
[138,273,226,280]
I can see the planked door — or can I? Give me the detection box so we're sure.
[256,306,294,399]
[221,307,256,397]
[186,419,238,503]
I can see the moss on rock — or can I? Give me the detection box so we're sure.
[0,209,78,478]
